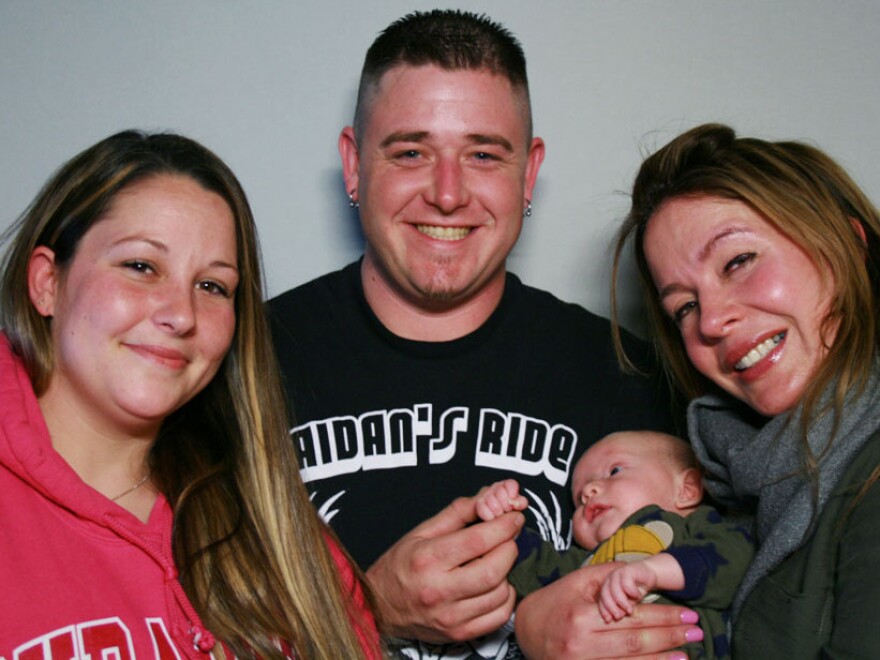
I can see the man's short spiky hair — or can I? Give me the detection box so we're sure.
[353,9,532,140]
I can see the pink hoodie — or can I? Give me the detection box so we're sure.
[0,336,378,658]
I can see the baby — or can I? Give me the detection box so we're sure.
[477,431,754,659]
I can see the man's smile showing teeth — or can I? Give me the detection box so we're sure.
[735,332,785,371]
[416,224,472,241]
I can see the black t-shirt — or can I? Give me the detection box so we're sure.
[268,260,677,569]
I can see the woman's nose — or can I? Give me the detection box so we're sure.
[698,294,740,339]
[153,284,196,335]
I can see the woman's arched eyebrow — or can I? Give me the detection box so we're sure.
[111,235,238,273]
[697,226,749,262]
[655,226,751,300]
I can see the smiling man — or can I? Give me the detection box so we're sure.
[340,62,542,340]
[269,10,684,659]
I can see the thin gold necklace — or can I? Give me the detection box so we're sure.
[111,471,151,502]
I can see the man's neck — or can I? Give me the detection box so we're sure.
[360,260,505,342]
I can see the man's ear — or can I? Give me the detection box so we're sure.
[674,467,704,510]
[28,246,59,317]
[523,137,545,206]
[339,126,361,205]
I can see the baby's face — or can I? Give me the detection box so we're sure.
[570,433,681,550]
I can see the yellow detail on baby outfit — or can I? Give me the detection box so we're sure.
[588,520,675,565]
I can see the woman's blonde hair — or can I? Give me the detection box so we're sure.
[0,130,377,658]
[612,123,880,468]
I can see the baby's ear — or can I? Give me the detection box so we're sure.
[674,467,704,510]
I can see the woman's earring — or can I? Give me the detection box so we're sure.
[348,189,359,209]
[524,200,532,218]
[35,297,51,317]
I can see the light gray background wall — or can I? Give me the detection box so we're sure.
[2,1,878,334]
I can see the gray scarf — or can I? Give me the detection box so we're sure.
[687,365,880,619]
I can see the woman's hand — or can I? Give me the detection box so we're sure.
[515,562,700,659]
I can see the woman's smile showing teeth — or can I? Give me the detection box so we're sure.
[416,224,472,241]
[735,332,785,371]
[644,196,836,416]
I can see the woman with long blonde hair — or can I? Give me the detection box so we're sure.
[0,130,380,658]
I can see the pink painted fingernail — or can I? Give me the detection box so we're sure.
[670,653,688,660]
[685,627,704,643]
[680,610,699,624]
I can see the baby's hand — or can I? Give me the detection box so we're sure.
[474,479,528,521]
[597,561,657,623]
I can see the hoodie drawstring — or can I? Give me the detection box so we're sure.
[103,512,215,657]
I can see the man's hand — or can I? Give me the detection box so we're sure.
[515,562,701,659]
[367,494,525,642]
